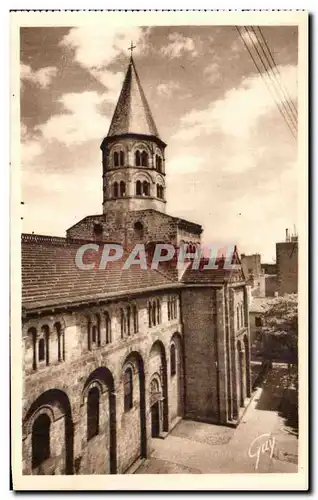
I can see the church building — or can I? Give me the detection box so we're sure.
[22,53,251,475]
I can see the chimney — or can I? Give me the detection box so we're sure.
[285,228,289,242]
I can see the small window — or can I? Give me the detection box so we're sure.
[237,306,240,330]
[143,181,150,196]
[133,305,138,333]
[114,151,119,167]
[156,299,161,324]
[120,181,126,197]
[87,387,99,441]
[92,325,97,344]
[136,180,142,196]
[170,344,176,376]
[141,151,149,167]
[105,312,111,344]
[120,150,125,166]
[113,182,118,197]
[127,306,131,336]
[93,223,103,240]
[135,150,141,166]
[38,338,45,362]
[55,322,63,362]
[29,327,37,370]
[124,367,133,411]
[120,309,126,338]
[255,316,263,327]
[134,221,144,238]
[148,302,152,328]
[32,414,51,469]
[152,300,157,326]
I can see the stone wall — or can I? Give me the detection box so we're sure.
[276,241,298,295]
[22,291,183,475]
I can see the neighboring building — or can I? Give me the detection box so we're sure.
[241,253,265,298]
[261,263,277,275]
[276,228,298,295]
[22,55,251,475]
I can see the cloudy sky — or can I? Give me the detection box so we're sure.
[20,25,298,262]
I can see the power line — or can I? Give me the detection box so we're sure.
[241,26,297,138]
[236,26,297,140]
[255,26,298,122]
[252,26,298,128]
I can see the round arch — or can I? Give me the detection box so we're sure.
[81,367,116,474]
[23,389,74,475]
[121,351,147,466]
[148,340,168,433]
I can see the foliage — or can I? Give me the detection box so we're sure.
[260,294,298,364]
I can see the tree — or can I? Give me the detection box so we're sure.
[260,294,298,367]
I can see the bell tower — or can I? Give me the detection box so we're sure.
[100,48,167,215]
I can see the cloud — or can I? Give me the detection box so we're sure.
[35,91,110,145]
[21,64,57,88]
[203,62,222,84]
[167,154,205,175]
[157,81,181,98]
[160,32,197,59]
[173,64,297,140]
[59,26,147,92]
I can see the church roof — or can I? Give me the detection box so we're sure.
[21,234,176,313]
[107,57,160,139]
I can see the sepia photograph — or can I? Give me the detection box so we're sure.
[11,10,308,491]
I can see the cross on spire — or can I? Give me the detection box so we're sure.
[128,40,136,59]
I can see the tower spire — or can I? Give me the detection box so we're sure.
[128,40,136,60]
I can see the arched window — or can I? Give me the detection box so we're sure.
[28,327,37,370]
[124,367,133,411]
[120,150,125,166]
[148,302,152,328]
[158,157,162,172]
[32,413,50,468]
[136,180,142,196]
[167,297,171,321]
[55,322,64,362]
[135,150,141,166]
[156,299,161,324]
[105,312,111,344]
[133,305,138,333]
[127,306,131,336]
[120,309,126,338]
[41,325,50,365]
[141,151,149,167]
[113,151,119,167]
[87,318,91,351]
[157,185,163,199]
[120,181,126,196]
[87,387,99,441]
[170,344,176,376]
[241,304,244,328]
[93,222,103,241]
[92,325,97,344]
[173,297,177,319]
[96,314,101,347]
[134,221,143,238]
[38,338,45,362]
[237,306,240,330]
[113,182,118,197]
[143,181,150,196]
[156,154,163,172]
[152,300,157,326]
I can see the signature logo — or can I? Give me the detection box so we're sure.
[248,433,276,470]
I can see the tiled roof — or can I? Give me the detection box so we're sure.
[107,58,160,139]
[22,234,176,312]
[181,258,245,285]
